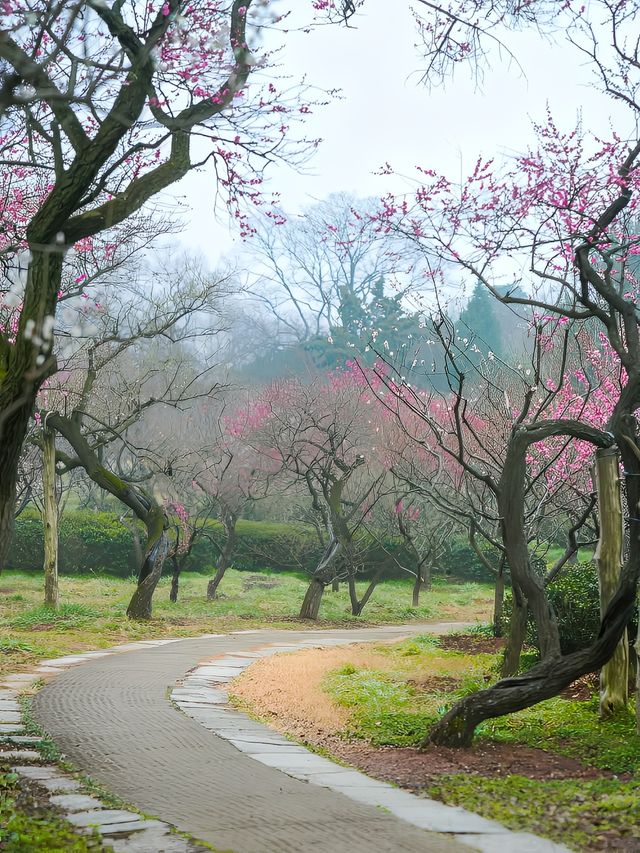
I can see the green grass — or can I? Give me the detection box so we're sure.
[0,571,492,676]
[318,635,639,850]
[426,775,640,852]
[0,770,105,852]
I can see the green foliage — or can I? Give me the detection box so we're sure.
[324,665,437,745]
[425,774,640,852]
[9,510,428,580]
[503,561,601,654]
[437,540,496,582]
[547,561,601,653]
[457,281,503,360]
[9,510,138,576]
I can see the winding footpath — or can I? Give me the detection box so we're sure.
[27,623,569,853]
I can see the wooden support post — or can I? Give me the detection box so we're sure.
[594,447,628,716]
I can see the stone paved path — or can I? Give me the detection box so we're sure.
[34,624,472,852]
[31,624,552,853]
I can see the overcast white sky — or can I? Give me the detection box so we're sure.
[171,0,634,266]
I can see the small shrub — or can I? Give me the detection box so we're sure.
[547,561,601,653]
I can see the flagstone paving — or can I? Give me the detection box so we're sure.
[29,624,570,853]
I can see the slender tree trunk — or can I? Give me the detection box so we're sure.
[502,586,527,676]
[412,572,421,607]
[41,424,59,609]
[493,558,506,638]
[349,568,384,616]
[595,448,628,715]
[207,510,237,600]
[169,554,181,603]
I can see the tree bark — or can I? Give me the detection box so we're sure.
[499,434,562,659]
[206,508,237,600]
[41,424,59,609]
[0,250,62,568]
[412,571,422,607]
[594,448,628,715]
[46,412,167,620]
[502,585,527,676]
[169,554,181,603]
[300,577,326,619]
[298,534,342,620]
[493,558,506,638]
[348,567,384,616]
[126,504,168,619]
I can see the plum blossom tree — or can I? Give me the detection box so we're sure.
[373,107,640,743]
[181,396,278,600]
[0,0,328,566]
[245,364,394,619]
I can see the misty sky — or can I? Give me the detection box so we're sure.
[171,1,633,265]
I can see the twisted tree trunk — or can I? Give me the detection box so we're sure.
[0,250,61,570]
[207,507,237,600]
[47,413,168,620]
[501,585,527,677]
[426,417,637,747]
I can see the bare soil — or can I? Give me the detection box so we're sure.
[438,633,506,654]
[231,640,603,783]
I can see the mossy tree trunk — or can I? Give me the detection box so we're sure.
[41,423,59,609]
[47,413,167,620]
[595,447,629,716]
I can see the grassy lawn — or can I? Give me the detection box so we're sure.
[0,570,493,676]
[0,569,491,850]
[325,637,640,851]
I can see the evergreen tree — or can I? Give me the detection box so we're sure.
[457,281,503,361]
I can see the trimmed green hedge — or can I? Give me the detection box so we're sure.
[8,510,490,582]
[9,510,138,576]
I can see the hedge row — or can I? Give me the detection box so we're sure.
[7,510,492,581]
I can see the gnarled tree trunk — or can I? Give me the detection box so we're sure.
[0,250,62,569]
[299,536,342,620]
[126,505,168,619]
[426,417,637,748]
[499,434,561,660]
[47,412,168,620]
[207,507,237,600]
[501,584,527,677]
